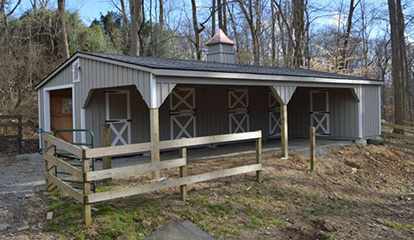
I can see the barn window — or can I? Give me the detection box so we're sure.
[72,59,80,83]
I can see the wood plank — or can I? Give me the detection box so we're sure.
[86,158,186,181]
[159,131,262,150]
[383,132,414,142]
[84,142,151,158]
[84,131,262,159]
[382,122,414,134]
[87,164,262,203]
[44,153,82,181]
[44,134,84,158]
[47,173,83,203]
[82,159,92,226]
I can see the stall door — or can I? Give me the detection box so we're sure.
[228,88,249,133]
[50,89,73,142]
[268,92,281,137]
[310,90,330,135]
[105,91,131,145]
[170,87,196,139]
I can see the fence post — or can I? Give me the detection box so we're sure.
[180,147,188,201]
[256,137,262,182]
[102,125,112,170]
[17,115,22,154]
[309,127,316,172]
[82,154,92,226]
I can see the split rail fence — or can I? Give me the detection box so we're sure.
[0,115,23,154]
[42,130,263,226]
[382,121,414,148]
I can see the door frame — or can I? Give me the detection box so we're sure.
[43,84,76,141]
[105,90,132,145]
[310,89,330,135]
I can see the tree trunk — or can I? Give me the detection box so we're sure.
[128,0,142,56]
[222,0,227,33]
[339,0,359,70]
[292,0,304,68]
[388,0,409,129]
[159,0,164,29]
[57,0,70,59]
[217,0,223,30]
[191,0,201,60]
[212,0,216,35]
[271,1,276,66]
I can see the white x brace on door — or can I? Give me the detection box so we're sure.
[228,88,249,133]
[268,92,281,137]
[170,87,196,139]
[105,90,131,146]
[310,90,330,135]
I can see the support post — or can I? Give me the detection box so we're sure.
[309,127,316,172]
[17,115,22,154]
[82,157,92,226]
[256,137,262,182]
[280,104,289,159]
[102,125,112,170]
[180,147,188,201]
[150,108,161,179]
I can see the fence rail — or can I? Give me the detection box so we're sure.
[42,130,263,226]
[0,115,22,154]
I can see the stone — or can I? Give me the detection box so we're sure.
[145,220,214,240]
[0,223,9,231]
[46,211,53,220]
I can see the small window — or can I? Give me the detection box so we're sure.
[72,59,80,82]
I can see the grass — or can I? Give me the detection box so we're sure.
[45,182,289,240]
[381,219,414,231]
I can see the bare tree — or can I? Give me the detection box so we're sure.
[191,0,202,60]
[338,0,360,70]
[292,0,305,68]
[128,0,143,56]
[57,0,70,59]
[237,0,262,65]
[388,0,409,128]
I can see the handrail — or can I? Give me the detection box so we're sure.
[84,131,262,159]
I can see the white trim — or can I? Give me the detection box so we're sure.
[37,90,42,149]
[310,90,330,135]
[81,108,86,143]
[378,86,382,135]
[358,87,364,138]
[72,59,81,83]
[35,53,383,90]
[149,74,158,108]
[105,90,132,145]
[42,84,76,141]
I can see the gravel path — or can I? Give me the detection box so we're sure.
[0,154,48,238]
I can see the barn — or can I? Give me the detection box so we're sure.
[35,30,382,159]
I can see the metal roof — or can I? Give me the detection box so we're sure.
[83,52,378,81]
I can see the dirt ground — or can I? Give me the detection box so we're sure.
[1,143,414,240]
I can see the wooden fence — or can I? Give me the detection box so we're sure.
[0,115,23,154]
[43,131,263,226]
[382,121,414,147]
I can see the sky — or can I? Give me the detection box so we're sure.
[17,0,114,24]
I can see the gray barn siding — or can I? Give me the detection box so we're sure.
[362,85,381,137]
[86,86,150,147]
[329,88,359,139]
[80,58,152,108]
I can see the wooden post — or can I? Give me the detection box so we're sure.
[309,127,316,172]
[255,137,262,182]
[180,147,188,201]
[17,115,22,154]
[102,125,112,170]
[150,108,161,179]
[82,157,92,226]
[280,104,289,159]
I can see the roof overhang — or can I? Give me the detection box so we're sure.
[35,52,383,90]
